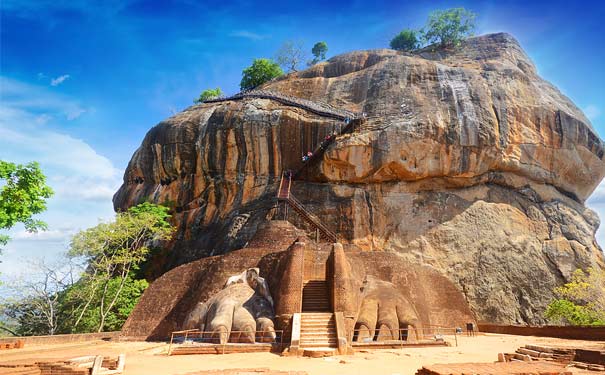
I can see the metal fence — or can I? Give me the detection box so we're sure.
[168,329,285,355]
[348,325,459,347]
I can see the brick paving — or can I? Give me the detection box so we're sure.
[416,361,573,375]
[183,369,307,375]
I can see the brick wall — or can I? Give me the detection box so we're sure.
[0,332,119,346]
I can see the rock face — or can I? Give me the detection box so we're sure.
[115,33,605,324]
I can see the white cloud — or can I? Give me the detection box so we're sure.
[229,30,268,41]
[12,227,76,242]
[50,74,70,86]
[1,76,87,121]
[0,76,121,279]
[66,107,86,120]
[584,104,601,121]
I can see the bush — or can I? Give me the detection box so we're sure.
[194,87,222,103]
[422,7,476,47]
[240,58,284,90]
[390,29,419,51]
[544,268,605,326]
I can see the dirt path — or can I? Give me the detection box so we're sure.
[1,334,603,375]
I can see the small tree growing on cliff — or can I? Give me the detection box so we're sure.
[194,87,222,103]
[390,29,419,51]
[308,41,328,65]
[65,202,173,332]
[545,267,605,325]
[421,7,476,48]
[275,40,308,72]
[240,58,284,90]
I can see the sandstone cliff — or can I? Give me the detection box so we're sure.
[114,33,605,324]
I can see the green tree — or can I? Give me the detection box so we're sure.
[66,202,173,332]
[390,29,419,51]
[58,274,148,333]
[545,268,605,326]
[309,41,328,65]
[421,7,476,48]
[0,161,53,246]
[194,87,223,103]
[240,58,284,91]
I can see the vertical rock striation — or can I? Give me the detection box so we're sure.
[115,33,605,323]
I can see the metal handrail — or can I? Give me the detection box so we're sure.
[287,195,337,242]
[347,326,458,347]
[168,329,285,355]
[203,89,361,120]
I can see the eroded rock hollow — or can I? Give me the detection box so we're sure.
[116,33,605,328]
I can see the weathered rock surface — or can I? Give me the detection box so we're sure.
[115,33,605,324]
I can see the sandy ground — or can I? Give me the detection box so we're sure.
[1,334,604,375]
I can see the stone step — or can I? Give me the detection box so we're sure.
[301,318,333,322]
[300,341,338,347]
[301,321,335,326]
[300,331,336,337]
[301,313,333,317]
[299,337,338,344]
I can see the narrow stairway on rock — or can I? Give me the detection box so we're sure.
[302,280,330,312]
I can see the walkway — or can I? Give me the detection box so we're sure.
[204,89,361,121]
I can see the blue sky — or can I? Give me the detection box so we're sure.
[1,0,605,279]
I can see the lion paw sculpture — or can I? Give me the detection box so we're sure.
[184,268,276,344]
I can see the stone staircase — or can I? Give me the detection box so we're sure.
[302,280,330,312]
[299,312,337,349]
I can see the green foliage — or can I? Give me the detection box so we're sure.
[0,161,53,246]
[309,41,328,65]
[3,296,53,336]
[58,274,148,333]
[390,29,419,51]
[545,299,604,326]
[421,7,476,47]
[65,202,173,332]
[545,268,605,326]
[240,58,283,90]
[194,87,222,103]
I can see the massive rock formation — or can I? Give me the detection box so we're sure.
[115,33,605,325]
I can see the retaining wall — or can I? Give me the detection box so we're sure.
[478,324,605,340]
[0,331,120,346]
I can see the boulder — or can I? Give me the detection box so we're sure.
[115,33,605,324]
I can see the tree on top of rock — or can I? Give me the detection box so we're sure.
[309,41,328,65]
[194,87,223,103]
[240,58,283,91]
[390,29,419,51]
[421,7,476,48]
[275,40,308,73]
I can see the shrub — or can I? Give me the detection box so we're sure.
[421,7,476,47]
[390,29,419,51]
[240,58,284,90]
[194,87,222,103]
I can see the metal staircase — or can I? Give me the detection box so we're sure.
[276,173,337,243]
